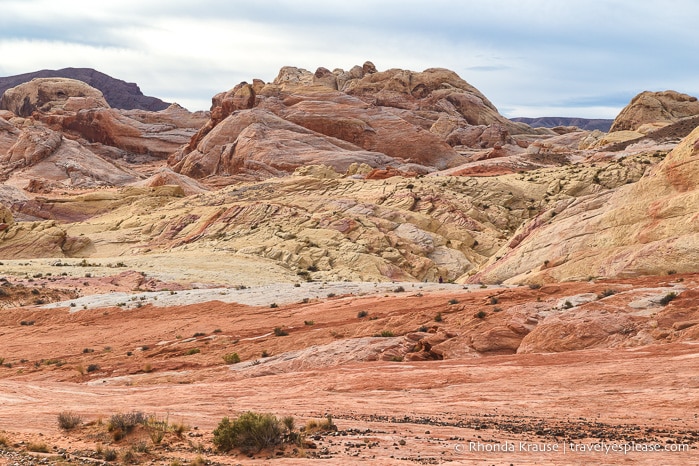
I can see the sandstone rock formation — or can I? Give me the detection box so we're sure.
[471,124,699,284]
[0,78,109,116]
[170,63,541,181]
[610,90,699,132]
[0,81,207,192]
[0,67,169,111]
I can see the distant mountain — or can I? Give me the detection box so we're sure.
[511,117,613,132]
[0,67,169,111]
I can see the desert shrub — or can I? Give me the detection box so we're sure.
[273,327,288,337]
[212,412,283,453]
[448,298,459,305]
[394,286,405,293]
[146,416,169,445]
[417,325,429,332]
[434,312,443,322]
[108,411,147,435]
[528,283,542,290]
[86,364,100,373]
[659,292,677,306]
[172,420,188,437]
[304,320,314,326]
[326,292,336,298]
[474,310,487,319]
[57,411,83,430]
[27,442,49,453]
[357,310,368,318]
[281,416,295,432]
[598,289,617,299]
[377,330,394,337]
[304,415,337,433]
[20,320,35,326]
[121,449,136,463]
[269,303,278,308]
[185,348,201,355]
[223,352,241,364]
[563,301,573,309]
[103,448,118,461]
[192,332,206,338]
[489,296,499,305]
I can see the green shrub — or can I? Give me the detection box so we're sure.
[273,327,288,336]
[185,348,201,355]
[377,330,394,337]
[659,292,677,306]
[223,352,241,364]
[212,412,283,453]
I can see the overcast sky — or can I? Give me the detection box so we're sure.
[1,0,697,118]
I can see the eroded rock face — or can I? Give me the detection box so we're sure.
[0,203,13,228]
[0,67,170,111]
[471,124,699,284]
[610,90,699,132]
[170,63,537,181]
[0,78,109,116]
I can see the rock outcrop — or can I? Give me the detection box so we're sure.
[0,68,169,111]
[0,82,207,191]
[170,63,538,181]
[0,78,109,117]
[610,90,699,132]
[471,124,699,284]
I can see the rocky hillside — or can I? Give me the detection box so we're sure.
[168,62,549,181]
[511,116,613,131]
[0,64,698,284]
[0,68,170,111]
[472,123,699,284]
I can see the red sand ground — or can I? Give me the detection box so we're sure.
[0,274,697,465]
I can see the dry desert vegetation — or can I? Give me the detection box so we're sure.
[0,63,698,464]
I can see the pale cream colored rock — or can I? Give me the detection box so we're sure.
[610,90,699,132]
[0,77,109,116]
[471,125,699,284]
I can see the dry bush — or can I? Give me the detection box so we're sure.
[57,411,82,430]
[213,412,284,453]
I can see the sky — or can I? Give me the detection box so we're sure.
[1,0,698,118]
